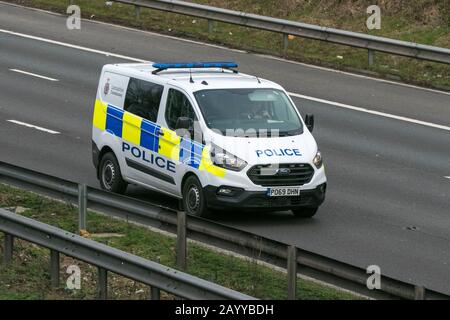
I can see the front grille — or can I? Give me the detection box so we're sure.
[247,163,314,186]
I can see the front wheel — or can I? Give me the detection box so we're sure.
[182,176,209,217]
[292,207,318,218]
[99,152,127,194]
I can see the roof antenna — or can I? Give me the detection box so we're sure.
[189,68,194,83]
[246,63,261,83]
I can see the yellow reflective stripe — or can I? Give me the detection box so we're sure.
[199,146,226,178]
[92,99,107,130]
[122,111,142,145]
[158,127,180,161]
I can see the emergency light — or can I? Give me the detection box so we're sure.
[152,61,238,74]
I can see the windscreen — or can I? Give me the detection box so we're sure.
[194,88,303,137]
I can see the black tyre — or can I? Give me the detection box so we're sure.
[182,175,208,217]
[292,207,318,218]
[99,152,127,194]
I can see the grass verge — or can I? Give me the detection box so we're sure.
[0,183,360,300]
[3,0,450,89]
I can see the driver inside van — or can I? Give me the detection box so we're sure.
[248,103,272,120]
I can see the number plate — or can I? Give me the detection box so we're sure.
[267,187,301,197]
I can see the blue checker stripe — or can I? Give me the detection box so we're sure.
[140,120,160,153]
[106,105,124,138]
[180,138,204,169]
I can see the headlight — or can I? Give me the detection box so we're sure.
[210,146,247,172]
[313,151,323,169]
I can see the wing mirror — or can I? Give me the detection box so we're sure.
[175,116,195,139]
[175,117,193,130]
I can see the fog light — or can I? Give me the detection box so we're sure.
[216,186,243,197]
[318,183,327,194]
[218,187,233,195]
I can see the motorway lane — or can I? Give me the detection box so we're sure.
[1,3,450,293]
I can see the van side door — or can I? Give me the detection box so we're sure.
[121,77,174,192]
[156,87,203,195]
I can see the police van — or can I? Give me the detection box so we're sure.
[92,62,326,218]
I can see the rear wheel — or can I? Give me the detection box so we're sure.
[182,175,208,217]
[99,152,127,194]
[292,207,318,218]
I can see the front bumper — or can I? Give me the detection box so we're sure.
[204,183,326,211]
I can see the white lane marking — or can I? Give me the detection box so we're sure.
[9,68,58,81]
[1,28,450,133]
[288,92,450,132]
[0,29,146,63]
[445,176,450,179]
[7,120,60,134]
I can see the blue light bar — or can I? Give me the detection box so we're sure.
[152,61,238,74]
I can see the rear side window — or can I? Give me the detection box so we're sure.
[124,78,163,122]
[165,88,197,130]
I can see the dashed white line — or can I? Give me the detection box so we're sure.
[1,28,450,133]
[445,176,450,179]
[288,92,450,132]
[7,120,60,134]
[9,68,59,81]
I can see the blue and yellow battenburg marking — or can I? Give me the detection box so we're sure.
[93,100,225,178]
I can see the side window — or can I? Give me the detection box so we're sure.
[165,89,198,130]
[124,78,163,122]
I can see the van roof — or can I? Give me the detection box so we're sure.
[105,63,284,91]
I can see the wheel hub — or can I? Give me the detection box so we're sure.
[187,185,200,212]
[102,161,115,189]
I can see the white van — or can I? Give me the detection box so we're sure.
[92,62,326,217]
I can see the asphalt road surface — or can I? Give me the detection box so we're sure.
[1,3,450,293]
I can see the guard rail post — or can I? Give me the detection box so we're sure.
[151,285,161,300]
[368,49,375,66]
[50,249,60,288]
[135,5,141,21]
[176,211,187,271]
[287,245,297,300]
[208,19,215,33]
[149,257,161,299]
[3,233,14,264]
[414,285,425,300]
[78,183,87,233]
[283,34,289,56]
[98,267,108,299]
